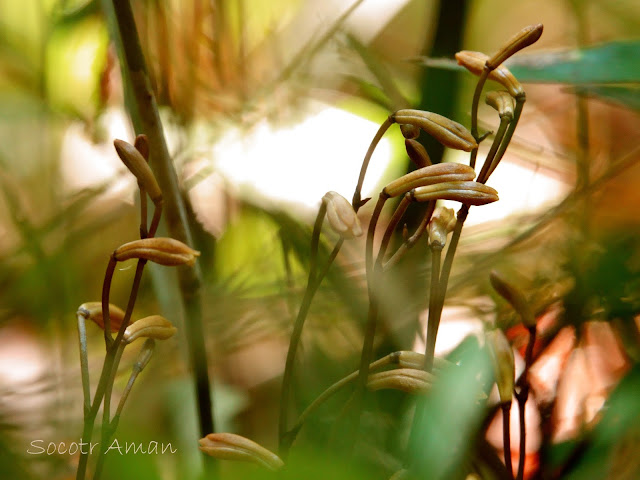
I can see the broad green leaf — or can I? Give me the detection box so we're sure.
[569,85,640,111]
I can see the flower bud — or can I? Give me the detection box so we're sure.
[199,433,284,471]
[133,134,150,161]
[485,329,515,403]
[455,51,524,98]
[485,91,515,120]
[134,338,155,371]
[428,206,457,248]
[393,110,477,152]
[411,181,499,205]
[113,139,162,203]
[405,139,431,168]
[383,163,476,198]
[489,270,535,328]
[322,191,363,238]
[400,124,420,140]
[114,237,200,266]
[123,315,177,344]
[367,368,434,394]
[487,24,543,69]
[78,302,127,331]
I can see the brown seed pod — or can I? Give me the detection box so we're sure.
[133,134,150,161]
[455,51,524,98]
[487,24,544,69]
[123,315,177,344]
[113,139,162,203]
[198,433,284,471]
[393,110,477,152]
[114,237,200,266]
[411,181,499,205]
[489,270,535,328]
[78,302,127,331]
[383,163,476,198]
[322,191,363,238]
[485,91,516,120]
[400,123,420,140]
[405,139,432,168]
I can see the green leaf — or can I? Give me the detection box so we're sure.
[508,40,640,84]
[568,85,640,111]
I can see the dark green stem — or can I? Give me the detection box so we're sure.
[502,402,514,480]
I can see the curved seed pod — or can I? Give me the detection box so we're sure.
[485,91,515,120]
[487,24,544,69]
[405,139,432,168]
[322,191,363,238]
[113,139,162,203]
[383,163,476,198]
[123,315,177,344]
[367,368,434,394]
[393,351,450,371]
[114,237,201,266]
[78,302,127,331]
[133,134,150,161]
[411,181,499,205]
[393,110,477,152]
[199,433,284,471]
[455,51,524,98]
[428,206,457,248]
[400,124,420,140]
[489,270,535,328]
[486,329,515,403]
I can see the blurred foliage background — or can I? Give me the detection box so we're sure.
[1,0,640,479]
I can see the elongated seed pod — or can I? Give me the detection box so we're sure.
[114,237,200,266]
[411,181,499,205]
[78,302,127,331]
[455,51,524,98]
[485,91,515,120]
[199,433,284,471]
[487,24,544,69]
[322,191,363,238]
[114,139,162,203]
[428,206,457,248]
[393,110,477,152]
[123,315,177,344]
[486,329,515,403]
[490,270,535,328]
[367,368,433,394]
[405,139,432,168]
[383,163,476,198]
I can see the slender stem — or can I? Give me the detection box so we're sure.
[424,245,442,373]
[383,201,435,271]
[283,354,397,450]
[502,402,514,480]
[139,186,148,238]
[477,116,510,185]
[353,117,394,209]
[107,2,215,465]
[279,202,326,453]
[77,314,91,414]
[101,257,117,349]
[486,97,525,180]
[469,68,490,169]
[515,325,536,480]
[148,200,163,238]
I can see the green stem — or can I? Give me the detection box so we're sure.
[279,202,325,450]
[139,186,148,238]
[107,2,215,468]
[477,116,510,185]
[469,68,490,169]
[77,314,91,413]
[485,97,525,180]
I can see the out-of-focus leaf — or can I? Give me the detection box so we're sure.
[416,41,640,84]
[569,85,640,111]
